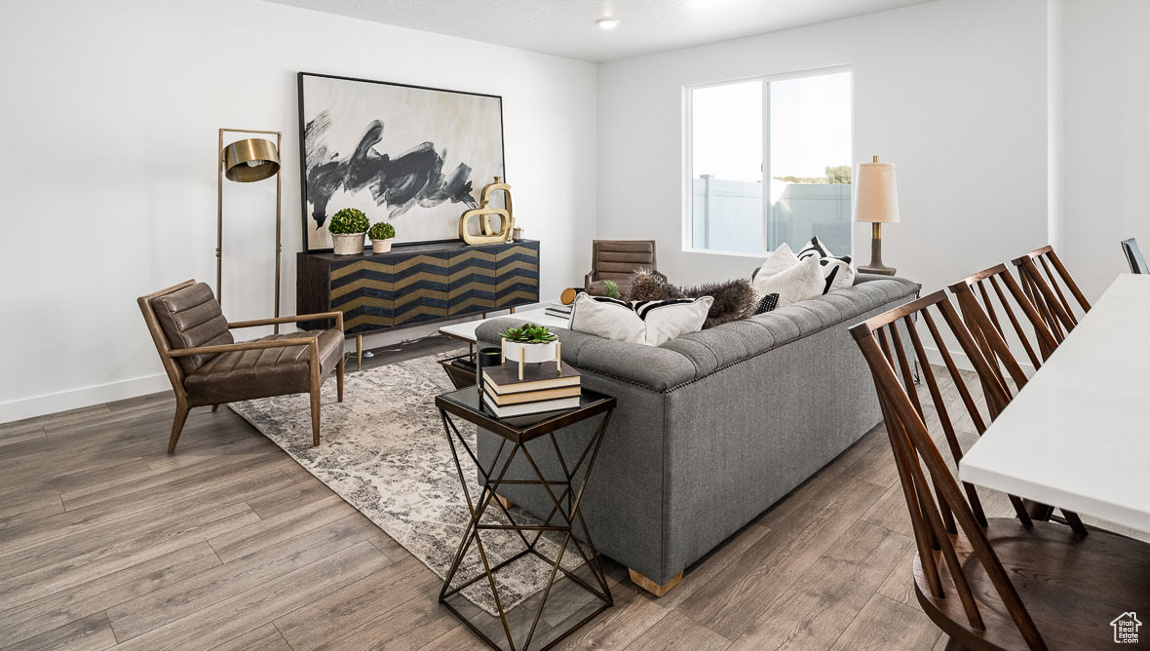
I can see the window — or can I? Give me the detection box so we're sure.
[686,70,853,256]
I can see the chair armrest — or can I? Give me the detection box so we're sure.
[168,337,317,359]
[584,271,596,291]
[228,312,344,332]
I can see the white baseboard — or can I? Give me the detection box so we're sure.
[0,374,171,425]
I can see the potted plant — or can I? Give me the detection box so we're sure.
[368,221,396,253]
[328,208,370,255]
[499,322,559,365]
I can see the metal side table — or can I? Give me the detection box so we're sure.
[435,386,615,651]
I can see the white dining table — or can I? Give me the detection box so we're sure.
[959,272,1150,534]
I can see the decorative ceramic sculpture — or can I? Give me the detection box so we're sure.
[459,176,515,245]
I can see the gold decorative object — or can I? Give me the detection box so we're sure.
[459,176,515,245]
[217,128,284,332]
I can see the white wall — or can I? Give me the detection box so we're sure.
[1062,0,1150,300]
[597,0,1050,297]
[0,0,597,422]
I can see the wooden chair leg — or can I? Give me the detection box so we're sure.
[310,385,321,446]
[168,401,190,453]
[337,357,345,403]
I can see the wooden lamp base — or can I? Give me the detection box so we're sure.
[859,224,896,276]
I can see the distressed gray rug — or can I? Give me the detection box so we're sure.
[230,351,582,616]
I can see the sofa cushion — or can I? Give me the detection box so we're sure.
[635,297,713,345]
[750,255,824,308]
[570,294,646,343]
[754,293,781,314]
[152,282,234,375]
[797,236,856,294]
[183,329,343,405]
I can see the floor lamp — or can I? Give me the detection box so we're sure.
[218,128,282,333]
[855,155,900,276]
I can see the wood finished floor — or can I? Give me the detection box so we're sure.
[3,335,1064,651]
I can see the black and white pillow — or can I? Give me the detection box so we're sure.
[797,236,855,294]
[634,297,713,345]
[569,294,645,343]
[569,294,712,345]
[754,293,780,315]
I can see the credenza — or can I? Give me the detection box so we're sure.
[297,239,540,364]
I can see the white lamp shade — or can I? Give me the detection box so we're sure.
[853,162,900,223]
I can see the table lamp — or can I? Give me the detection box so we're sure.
[854,155,900,276]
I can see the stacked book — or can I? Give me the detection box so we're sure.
[482,360,582,418]
[544,299,573,321]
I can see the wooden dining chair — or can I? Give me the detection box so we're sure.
[1120,237,1148,274]
[1010,246,1090,341]
[848,291,1150,650]
[948,264,1059,402]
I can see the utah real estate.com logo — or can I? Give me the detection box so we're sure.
[1112,612,1141,644]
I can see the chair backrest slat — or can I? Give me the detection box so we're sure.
[949,263,1057,386]
[1012,245,1090,338]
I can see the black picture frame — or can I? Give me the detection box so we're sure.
[297,72,506,252]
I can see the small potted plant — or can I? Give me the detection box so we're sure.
[368,221,396,253]
[499,322,559,366]
[328,208,370,255]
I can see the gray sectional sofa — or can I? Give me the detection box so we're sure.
[474,273,919,595]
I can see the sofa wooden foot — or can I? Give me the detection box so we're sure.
[493,493,514,510]
[628,569,683,597]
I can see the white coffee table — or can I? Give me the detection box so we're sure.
[438,307,570,345]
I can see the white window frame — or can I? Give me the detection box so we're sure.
[682,65,854,258]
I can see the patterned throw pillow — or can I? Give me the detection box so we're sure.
[633,297,713,345]
[749,254,824,310]
[797,236,855,294]
[754,293,780,315]
[569,294,713,345]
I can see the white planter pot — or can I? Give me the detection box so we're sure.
[331,233,365,255]
[371,238,394,254]
[502,339,558,365]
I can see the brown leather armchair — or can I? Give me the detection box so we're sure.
[138,280,345,452]
[584,239,665,299]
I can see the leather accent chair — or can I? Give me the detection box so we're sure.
[584,239,665,299]
[138,280,345,452]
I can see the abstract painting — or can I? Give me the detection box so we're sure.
[297,72,505,251]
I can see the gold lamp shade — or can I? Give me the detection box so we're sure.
[223,138,280,182]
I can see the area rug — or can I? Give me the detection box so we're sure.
[229,351,583,616]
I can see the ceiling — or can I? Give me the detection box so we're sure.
[265,0,934,62]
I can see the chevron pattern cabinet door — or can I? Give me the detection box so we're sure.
[297,240,540,335]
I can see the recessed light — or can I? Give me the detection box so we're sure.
[596,17,620,30]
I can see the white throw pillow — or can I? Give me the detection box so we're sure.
[569,294,645,343]
[796,236,855,294]
[750,254,824,309]
[634,297,714,346]
[755,243,801,280]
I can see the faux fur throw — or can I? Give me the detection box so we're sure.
[629,269,756,329]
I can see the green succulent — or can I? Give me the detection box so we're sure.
[368,222,396,240]
[603,280,621,300]
[328,208,370,235]
[499,322,558,344]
